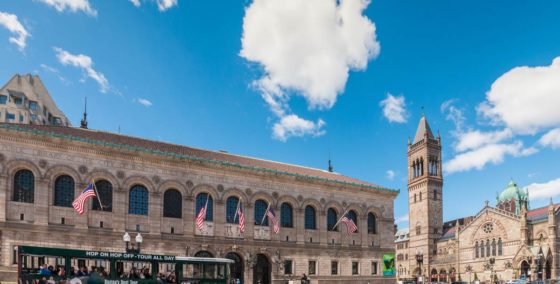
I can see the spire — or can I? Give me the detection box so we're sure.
[80,97,88,129]
[413,115,434,144]
[328,151,333,172]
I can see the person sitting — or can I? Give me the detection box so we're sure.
[39,264,51,277]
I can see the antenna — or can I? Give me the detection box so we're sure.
[421,106,425,117]
[80,97,88,129]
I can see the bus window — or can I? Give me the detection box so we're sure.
[117,261,152,279]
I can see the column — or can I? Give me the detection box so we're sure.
[149,191,162,234]
[35,178,49,225]
[296,208,304,244]
[0,173,7,221]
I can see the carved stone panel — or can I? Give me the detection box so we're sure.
[225,224,243,239]
[254,226,271,240]
[194,222,215,236]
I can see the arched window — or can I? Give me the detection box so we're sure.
[129,185,149,215]
[414,194,417,203]
[475,242,479,258]
[433,190,437,200]
[498,238,503,256]
[492,239,496,256]
[327,208,338,231]
[194,251,213,258]
[92,180,112,212]
[419,192,422,201]
[348,210,358,233]
[195,193,213,222]
[226,196,240,224]
[13,170,34,203]
[368,213,377,234]
[280,202,293,228]
[480,241,484,257]
[486,239,491,257]
[305,205,316,230]
[53,175,74,207]
[163,189,182,218]
[254,199,268,226]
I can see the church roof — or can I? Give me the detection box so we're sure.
[440,226,457,241]
[0,123,398,194]
[527,204,560,223]
[413,115,434,144]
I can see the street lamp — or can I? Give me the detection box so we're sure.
[489,258,496,284]
[123,232,143,254]
[415,249,424,283]
[465,265,473,284]
[536,252,544,280]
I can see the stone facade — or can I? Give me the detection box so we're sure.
[396,116,560,283]
[0,122,398,283]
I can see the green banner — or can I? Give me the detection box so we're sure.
[382,253,395,276]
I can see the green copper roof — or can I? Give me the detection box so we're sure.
[498,179,525,202]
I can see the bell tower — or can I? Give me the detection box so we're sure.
[407,115,443,277]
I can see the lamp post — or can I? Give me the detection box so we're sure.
[489,258,496,284]
[465,265,473,284]
[536,252,544,281]
[123,232,143,254]
[415,249,424,283]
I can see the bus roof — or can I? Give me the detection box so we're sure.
[18,246,232,264]
[175,256,234,264]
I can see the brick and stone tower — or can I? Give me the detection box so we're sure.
[407,115,443,278]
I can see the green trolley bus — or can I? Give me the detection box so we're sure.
[17,245,234,284]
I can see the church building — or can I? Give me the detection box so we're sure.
[395,116,559,283]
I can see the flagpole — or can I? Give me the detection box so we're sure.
[260,202,270,226]
[332,208,349,231]
[90,178,104,210]
[202,194,209,232]
[233,198,241,223]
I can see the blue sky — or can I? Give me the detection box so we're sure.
[1,0,560,228]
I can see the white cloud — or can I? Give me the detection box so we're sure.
[40,64,69,85]
[129,0,141,7]
[54,47,109,93]
[395,214,409,224]
[156,0,178,11]
[443,141,536,174]
[380,93,407,123]
[539,128,560,149]
[38,0,97,16]
[135,98,153,107]
[478,57,560,135]
[241,0,380,140]
[129,0,178,11]
[386,170,395,180]
[272,114,325,141]
[454,129,513,152]
[526,178,560,201]
[441,99,465,131]
[0,11,30,51]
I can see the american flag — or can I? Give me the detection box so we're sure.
[340,214,358,235]
[266,207,280,234]
[237,203,245,233]
[72,182,96,214]
[195,204,207,230]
